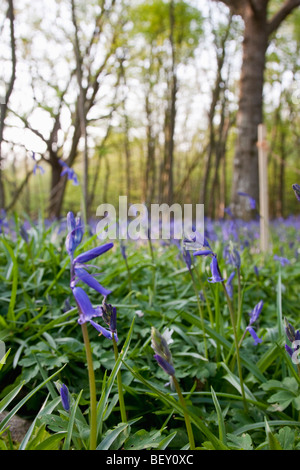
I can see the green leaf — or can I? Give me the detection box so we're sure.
[123,360,228,450]
[63,389,83,450]
[0,364,66,433]
[265,418,283,450]
[211,386,227,445]
[226,433,253,450]
[97,420,138,450]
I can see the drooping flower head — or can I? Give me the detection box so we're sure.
[193,248,224,284]
[72,286,117,341]
[151,327,175,377]
[208,255,224,283]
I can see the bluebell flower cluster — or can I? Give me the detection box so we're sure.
[66,211,117,341]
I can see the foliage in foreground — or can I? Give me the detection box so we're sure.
[1,212,300,450]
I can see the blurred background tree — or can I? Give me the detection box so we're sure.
[0,0,299,220]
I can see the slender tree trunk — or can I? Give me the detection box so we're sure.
[230,11,268,217]
[161,0,177,205]
[0,0,16,209]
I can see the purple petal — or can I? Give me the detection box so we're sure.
[208,256,224,283]
[74,267,111,296]
[249,300,263,325]
[89,319,118,341]
[72,286,100,324]
[60,384,70,412]
[285,344,294,358]
[154,354,175,376]
[67,212,76,232]
[193,249,214,257]
[246,326,262,346]
[74,243,114,264]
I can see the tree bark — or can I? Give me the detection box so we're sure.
[230,7,268,218]
[0,0,16,209]
[211,0,300,218]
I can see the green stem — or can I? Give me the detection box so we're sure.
[195,265,214,326]
[112,335,127,423]
[172,376,195,450]
[189,267,208,359]
[81,322,97,450]
[124,257,132,292]
[236,267,243,334]
[222,282,248,413]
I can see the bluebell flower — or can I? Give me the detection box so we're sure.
[66,212,113,296]
[246,326,262,346]
[32,152,45,175]
[226,271,236,299]
[59,159,79,185]
[72,286,117,340]
[151,327,175,377]
[292,184,300,202]
[208,255,224,283]
[249,300,263,325]
[73,243,114,265]
[193,249,214,257]
[274,255,290,266]
[72,286,102,324]
[237,191,256,210]
[60,383,70,412]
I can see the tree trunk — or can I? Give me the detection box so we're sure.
[48,159,66,219]
[230,9,268,218]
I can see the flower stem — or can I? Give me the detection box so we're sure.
[236,267,243,333]
[112,335,127,423]
[189,267,208,359]
[172,376,195,450]
[222,281,248,413]
[81,322,97,450]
